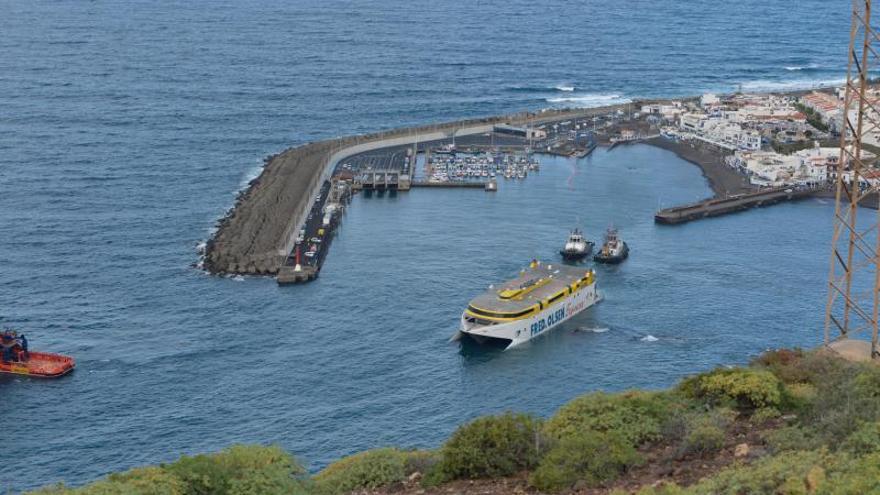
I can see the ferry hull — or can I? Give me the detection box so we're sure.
[458,282,599,349]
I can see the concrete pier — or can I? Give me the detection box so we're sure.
[655,185,826,225]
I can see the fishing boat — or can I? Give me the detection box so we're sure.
[452,260,600,349]
[593,227,629,264]
[0,330,75,378]
[559,228,593,261]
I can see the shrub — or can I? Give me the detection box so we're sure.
[675,408,735,458]
[840,421,880,455]
[167,445,306,495]
[689,449,830,495]
[427,412,543,483]
[807,363,880,441]
[312,447,428,494]
[28,467,186,495]
[29,446,306,495]
[755,349,847,386]
[544,391,672,446]
[819,452,880,494]
[681,368,783,410]
[763,426,824,454]
[528,431,641,493]
[752,407,781,423]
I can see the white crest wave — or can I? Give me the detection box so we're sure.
[546,93,630,108]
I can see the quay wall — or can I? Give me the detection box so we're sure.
[204,103,638,275]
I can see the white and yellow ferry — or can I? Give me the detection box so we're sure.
[452,260,599,349]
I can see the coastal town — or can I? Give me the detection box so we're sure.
[640,88,878,189]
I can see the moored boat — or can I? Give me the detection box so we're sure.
[593,227,629,264]
[559,228,593,261]
[0,330,75,378]
[452,260,600,349]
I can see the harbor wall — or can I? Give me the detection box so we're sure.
[204,104,637,275]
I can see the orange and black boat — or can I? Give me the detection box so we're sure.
[0,331,74,378]
[0,352,75,378]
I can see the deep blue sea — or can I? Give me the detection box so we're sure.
[0,0,856,492]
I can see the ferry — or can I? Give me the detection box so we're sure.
[453,260,600,349]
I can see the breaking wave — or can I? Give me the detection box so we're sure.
[554,85,575,92]
[545,93,631,107]
[784,63,821,71]
[640,334,659,342]
[739,78,845,92]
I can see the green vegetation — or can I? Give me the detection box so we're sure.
[311,448,432,494]
[795,102,831,132]
[529,430,641,492]
[30,349,880,495]
[425,412,543,484]
[30,445,309,495]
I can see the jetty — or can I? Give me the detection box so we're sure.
[654,185,826,225]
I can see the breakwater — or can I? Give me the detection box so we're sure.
[204,103,648,275]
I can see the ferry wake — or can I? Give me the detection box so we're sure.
[452,260,600,349]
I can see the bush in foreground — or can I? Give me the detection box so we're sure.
[543,390,673,446]
[312,447,433,495]
[529,430,641,493]
[30,445,307,495]
[425,412,543,484]
[678,367,783,410]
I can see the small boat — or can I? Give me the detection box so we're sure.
[594,227,629,264]
[559,228,594,261]
[0,330,75,378]
[485,179,498,192]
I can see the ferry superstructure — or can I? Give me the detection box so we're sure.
[453,260,599,349]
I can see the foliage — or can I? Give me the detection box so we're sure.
[528,431,641,493]
[795,102,830,132]
[688,449,830,495]
[544,391,673,446]
[312,448,431,495]
[426,412,543,484]
[679,367,783,410]
[840,421,880,455]
[753,349,847,387]
[763,426,824,454]
[28,446,307,495]
[668,408,735,458]
[806,363,880,442]
[818,452,880,495]
[751,406,781,423]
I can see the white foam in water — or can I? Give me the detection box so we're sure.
[739,77,845,92]
[239,163,265,189]
[590,327,610,333]
[640,335,659,342]
[232,275,245,282]
[546,93,631,107]
[554,85,575,92]
[784,63,820,71]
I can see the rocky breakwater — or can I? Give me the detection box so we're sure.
[204,104,638,276]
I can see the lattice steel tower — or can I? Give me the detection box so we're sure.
[824,0,880,359]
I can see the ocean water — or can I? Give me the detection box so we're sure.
[0,0,856,492]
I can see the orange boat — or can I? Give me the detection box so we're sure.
[0,351,75,378]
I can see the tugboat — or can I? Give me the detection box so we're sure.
[559,228,593,261]
[593,227,629,264]
[0,329,75,378]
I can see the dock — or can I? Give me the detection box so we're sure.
[411,181,486,188]
[655,185,826,224]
